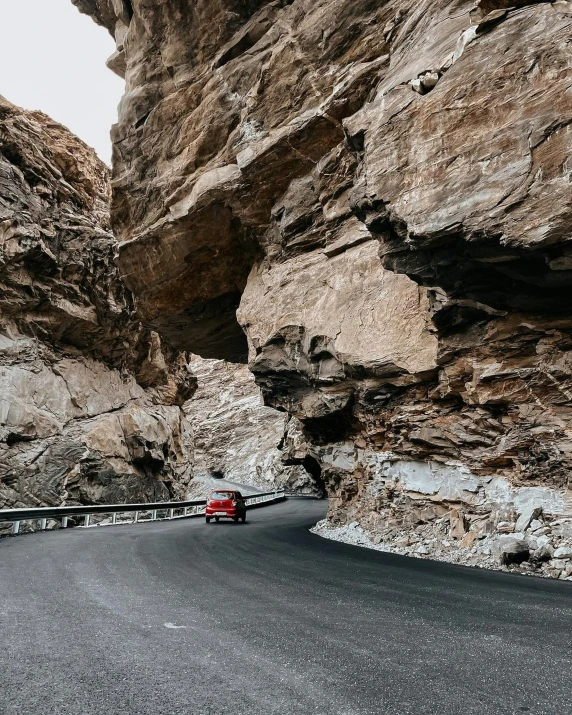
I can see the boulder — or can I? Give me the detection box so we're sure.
[553,546,572,560]
[515,506,543,533]
[460,532,478,548]
[497,521,516,533]
[549,559,569,571]
[525,536,539,552]
[536,535,552,548]
[530,544,554,564]
[493,536,530,566]
[449,509,468,540]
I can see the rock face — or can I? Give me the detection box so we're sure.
[74,1,572,572]
[0,97,195,509]
[184,355,317,494]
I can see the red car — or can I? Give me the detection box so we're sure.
[205,490,247,523]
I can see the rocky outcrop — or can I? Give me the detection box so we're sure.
[74,1,572,573]
[184,355,317,494]
[0,97,195,510]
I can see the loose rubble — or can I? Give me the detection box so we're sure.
[312,509,572,581]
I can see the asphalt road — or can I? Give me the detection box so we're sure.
[1,499,571,715]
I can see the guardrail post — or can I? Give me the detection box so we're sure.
[151,510,157,521]
[134,511,139,523]
[61,516,68,529]
[12,521,20,535]
[84,514,90,527]
[40,518,47,531]
[183,507,188,516]
[112,513,117,525]
[169,508,174,519]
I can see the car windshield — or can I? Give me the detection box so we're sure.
[210,491,233,499]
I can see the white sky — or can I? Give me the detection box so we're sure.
[0,0,124,165]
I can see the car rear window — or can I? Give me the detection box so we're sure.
[210,491,234,499]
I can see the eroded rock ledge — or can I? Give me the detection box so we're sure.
[74,0,572,574]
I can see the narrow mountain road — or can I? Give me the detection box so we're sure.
[1,499,571,715]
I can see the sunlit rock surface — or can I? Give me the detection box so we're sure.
[74,0,572,574]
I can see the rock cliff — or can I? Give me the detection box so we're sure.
[184,355,317,495]
[0,97,195,509]
[73,0,572,575]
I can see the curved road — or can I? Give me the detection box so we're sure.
[1,499,571,715]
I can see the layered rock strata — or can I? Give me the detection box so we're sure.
[184,355,317,495]
[74,1,572,572]
[0,97,195,510]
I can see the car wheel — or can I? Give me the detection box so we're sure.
[206,517,211,523]
[215,516,220,522]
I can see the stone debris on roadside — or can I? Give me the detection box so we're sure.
[311,505,572,581]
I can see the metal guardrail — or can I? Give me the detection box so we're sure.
[0,490,286,535]
[283,492,322,498]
